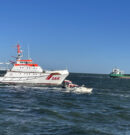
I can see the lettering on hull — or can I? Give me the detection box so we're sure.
[46,73,61,80]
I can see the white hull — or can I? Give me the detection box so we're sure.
[66,86,93,93]
[74,87,93,93]
[0,70,69,86]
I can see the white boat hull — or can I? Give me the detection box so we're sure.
[0,70,69,86]
[74,87,93,93]
[67,86,93,93]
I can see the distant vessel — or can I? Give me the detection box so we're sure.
[109,68,130,79]
[0,44,69,86]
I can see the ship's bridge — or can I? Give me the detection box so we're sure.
[11,59,43,72]
[17,59,32,64]
[15,59,38,66]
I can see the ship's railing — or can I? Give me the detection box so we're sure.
[0,63,10,71]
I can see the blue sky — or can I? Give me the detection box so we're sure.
[0,0,130,73]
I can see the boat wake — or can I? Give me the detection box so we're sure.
[0,85,93,94]
[65,86,93,94]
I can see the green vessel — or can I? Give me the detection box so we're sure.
[109,68,130,79]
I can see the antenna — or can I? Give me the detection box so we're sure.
[27,45,31,60]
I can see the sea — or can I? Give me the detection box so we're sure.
[0,73,129,135]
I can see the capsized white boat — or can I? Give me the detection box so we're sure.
[62,80,93,93]
[0,44,69,86]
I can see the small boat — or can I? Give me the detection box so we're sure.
[0,44,69,86]
[62,80,93,93]
[109,68,130,79]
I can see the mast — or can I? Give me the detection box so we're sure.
[17,44,22,60]
[27,45,31,60]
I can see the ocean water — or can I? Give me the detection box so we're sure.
[0,73,129,135]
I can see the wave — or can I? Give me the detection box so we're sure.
[0,85,93,95]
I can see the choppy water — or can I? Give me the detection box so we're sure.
[0,73,130,135]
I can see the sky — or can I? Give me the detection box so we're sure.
[0,0,130,73]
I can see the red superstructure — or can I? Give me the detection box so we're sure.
[14,64,38,67]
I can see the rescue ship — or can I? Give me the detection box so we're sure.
[0,44,69,86]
